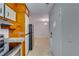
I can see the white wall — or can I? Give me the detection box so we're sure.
[49,3,79,56]
[61,4,79,56]
[29,14,49,38]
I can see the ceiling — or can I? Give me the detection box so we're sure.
[27,3,54,15]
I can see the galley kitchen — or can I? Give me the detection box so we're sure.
[0,3,30,56]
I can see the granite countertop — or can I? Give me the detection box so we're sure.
[4,38,24,43]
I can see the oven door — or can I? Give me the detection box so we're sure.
[0,40,4,48]
[0,35,4,53]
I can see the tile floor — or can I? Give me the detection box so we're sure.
[28,37,52,56]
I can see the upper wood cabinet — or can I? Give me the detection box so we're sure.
[5,5,16,21]
[0,3,4,17]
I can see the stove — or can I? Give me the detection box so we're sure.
[0,29,9,56]
[0,35,4,52]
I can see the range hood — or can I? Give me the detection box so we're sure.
[0,19,13,25]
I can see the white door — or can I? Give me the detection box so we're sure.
[49,6,62,56]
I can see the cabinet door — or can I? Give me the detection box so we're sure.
[0,3,4,17]
[5,5,16,21]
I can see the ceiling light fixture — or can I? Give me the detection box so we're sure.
[44,22,48,25]
[41,19,49,22]
[53,21,56,28]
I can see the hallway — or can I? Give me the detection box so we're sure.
[27,3,53,56]
[28,37,52,56]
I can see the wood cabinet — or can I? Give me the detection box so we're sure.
[5,5,16,21]
[2,3,29,56]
